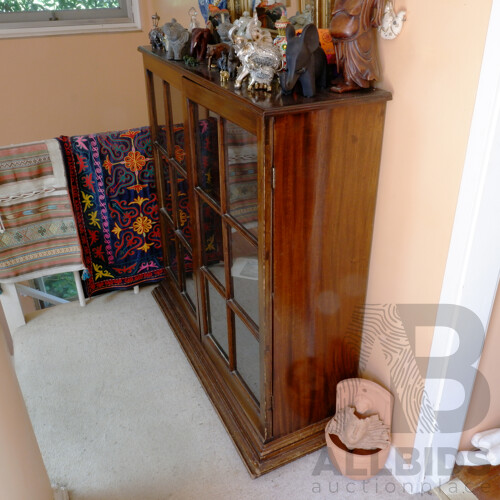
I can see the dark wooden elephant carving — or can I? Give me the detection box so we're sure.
[279,24,327,98]
[190,28,215,61]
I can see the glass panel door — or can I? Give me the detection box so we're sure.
[146,71,197,316]
[189,100,261,404]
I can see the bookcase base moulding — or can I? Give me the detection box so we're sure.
[140,45,391,477]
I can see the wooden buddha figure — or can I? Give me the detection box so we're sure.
[329,0,385,93]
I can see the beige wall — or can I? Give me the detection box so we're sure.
[0,0,156,146]
[0,333,53,499]
[362,0,493,452]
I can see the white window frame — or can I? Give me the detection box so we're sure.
[0,0,141,38]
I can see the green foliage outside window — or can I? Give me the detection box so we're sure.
[42,272,78,301]
[0,0,119,12]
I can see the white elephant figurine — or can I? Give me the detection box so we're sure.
[162,19,190,60]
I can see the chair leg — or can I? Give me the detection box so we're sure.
[0,283,25,333]
[73,271,86,307]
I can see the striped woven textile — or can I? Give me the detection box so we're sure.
[0,140,83,282]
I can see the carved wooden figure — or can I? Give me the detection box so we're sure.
[190,28,215,61]
[329,0,385,93]
[279,24,327,98]
[206,43,231,69]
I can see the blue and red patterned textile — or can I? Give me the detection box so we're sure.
[58,128,165,296]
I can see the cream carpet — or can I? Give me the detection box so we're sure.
[12,286,434,499]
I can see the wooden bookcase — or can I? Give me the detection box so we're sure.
[139,45,391,477]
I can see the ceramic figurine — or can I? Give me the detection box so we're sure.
[273,15,290,69]
[325,406,390,451]
[378,0,406,40]
[289,3,313,30]
[232,11,252,38]
[229,14,282,92]
[149,13,165,52]
[329,0,385,92]
[279,24,327,97]
[325,378,394,481]
[255,1,287,30]
[162,19,191,60]
[190,27,215,61]
[220,70,230,83]
[188,7,200,32]
[198,0,228,22]
[216,19,233,44]
[206,42,231,69]
[208,3,230,27]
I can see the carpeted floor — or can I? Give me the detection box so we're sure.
[12,286,435,499]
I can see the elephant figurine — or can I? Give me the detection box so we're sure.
[206,43,231,69]
[190,27,215,61]
[279,23,327,97]
[162,19,190,60]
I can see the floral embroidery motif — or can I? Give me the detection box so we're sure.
[124,151,147,172]
[133,216,153,235]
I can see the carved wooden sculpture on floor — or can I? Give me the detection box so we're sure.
[329,0,386,93]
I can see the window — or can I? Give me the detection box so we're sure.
[0,0,140,37]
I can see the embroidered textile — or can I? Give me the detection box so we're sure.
[59,128,165,296]
[0,140,83,283]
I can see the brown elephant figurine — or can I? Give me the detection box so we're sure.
[206,43,231,69]
[190,28,215,61]
[329,0,385,93]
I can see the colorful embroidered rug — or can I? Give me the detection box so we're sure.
[0,140,83,283]
[59,128,165,296]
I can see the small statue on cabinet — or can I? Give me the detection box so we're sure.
[216,18,233,44]
[329,0,385,93]
[289,3,313,30]
[279,24,327,98]
[232,11,252,38]
[190,27,216,61]
[198,0,228,23]
[188,7,200,32]
[229,14,282,92]
[162,19,191,60]
[255,1,287,30]
[206,42,231,69]
[149,13,165,52]
[217,46,239,80]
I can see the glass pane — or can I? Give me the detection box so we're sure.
[162,157,173,220]
[152,74,168,153]
[194,107,220,202]
[235,314,260,400]
[166,230,179,286]
[225,120,258,234]
[180,246,196,313]
[231,231,259,327]
[175,170,192,240]
[152,79,184,157]
[169,85,184,132]
[206,280,229,358]
[200,200,225,288]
